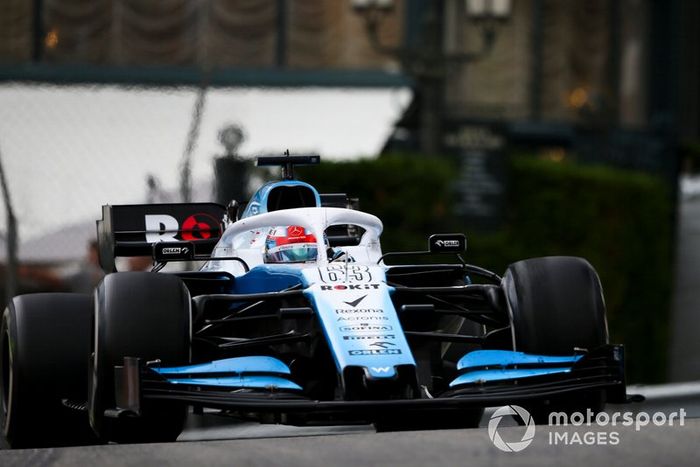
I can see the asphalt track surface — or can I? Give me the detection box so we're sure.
[2,399,698,467]
[1,419,697,467]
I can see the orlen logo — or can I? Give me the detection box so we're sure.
[435,239,461,248]
[145,213,221,242]
[320,284,381,291]
[161,247,189,255]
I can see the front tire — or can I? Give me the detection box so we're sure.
[1,294,95,448]
[88,272,191,443]
[503,256,608,355]
[502,256,609,422]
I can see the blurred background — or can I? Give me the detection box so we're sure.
[0,0,698,384]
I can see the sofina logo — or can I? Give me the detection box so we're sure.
[488,405,536,452]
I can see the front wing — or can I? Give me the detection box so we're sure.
[108,345,629,422]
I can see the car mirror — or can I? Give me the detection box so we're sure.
[428,234,467,253]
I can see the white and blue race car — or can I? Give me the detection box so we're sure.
[1,155,629,448]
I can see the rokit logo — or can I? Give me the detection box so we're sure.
[349,349,402,356]
[144,213,221,242]
[320,284,381,291]
[343,335,395,340]
[340,325,393,333]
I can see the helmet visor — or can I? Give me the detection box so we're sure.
[264,242,318,263]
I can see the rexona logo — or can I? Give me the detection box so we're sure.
[488,405,536,452]
[144,213,221,242]
[349,349,402,355]
[335,309,384,314]
[320,284,381,291]
[340,325,393,333]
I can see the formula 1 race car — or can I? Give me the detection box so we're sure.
[1,155,629,448]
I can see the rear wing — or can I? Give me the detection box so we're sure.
[96,203,226,272]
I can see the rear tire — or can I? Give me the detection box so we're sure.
[88,272,191,443]
[502,256,609,423]
[1,294,96,448]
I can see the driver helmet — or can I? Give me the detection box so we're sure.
[264,225,318,263]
